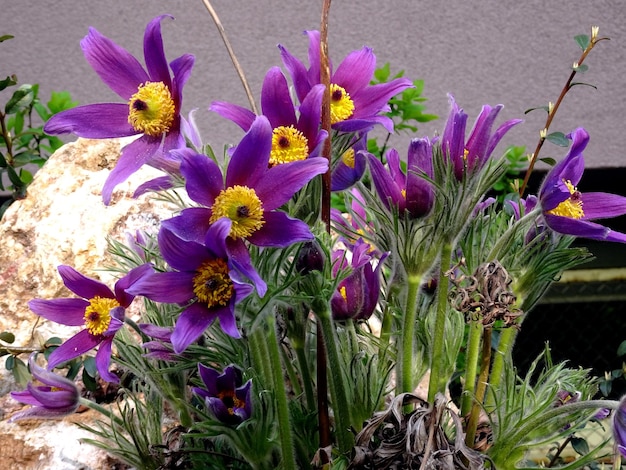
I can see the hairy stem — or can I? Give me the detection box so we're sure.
[465,327,492,448]
[397,274,422,394]
[460,320,483,418]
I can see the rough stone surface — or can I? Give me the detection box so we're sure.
[0,137,180,469]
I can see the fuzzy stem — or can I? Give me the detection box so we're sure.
[460,320,483,417]
[266,315,297,469]
[397,274,422,394]
[464,327,492,448]
[485,326,517,409]
[293,340,316,410]
[427,242,453,402]
[317,309,353,454]
[249,328,271,382]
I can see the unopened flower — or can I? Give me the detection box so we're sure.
[193,364,252,425]
[331,239,387,321]
[44,15,194,204]
[10,353,80,422]
[211,66,327,164]
[441,95,522,180]
[28,264,152,383]
[127,219,254,353]
[367,137,436,218]
[539,127,626,243]
[279,30,413,133]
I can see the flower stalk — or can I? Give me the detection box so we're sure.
[398,273,422,394]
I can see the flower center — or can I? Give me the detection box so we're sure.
[270,126,309,166]
[217,390,245,415]
[547,179,584,219]
[84,297,119,336]
[192,259,234,308]
[127,81,175,137]
[210,185,265,239]
[341,148,355,169]
[329,84,355,124]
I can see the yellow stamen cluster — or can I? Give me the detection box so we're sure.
[192,259,234,308]
[329,84,355,124]
[218,390,245,415]
[127,81,175,136]
[547,179,584,219]
[210,185,265,239]
[341,148,355,169]
[339,286,348,302]
[84,297,119,336]
[270,126,309,166]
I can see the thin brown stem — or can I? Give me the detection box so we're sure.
[519,29,608,196]
[200,0,258,114]
[319,0,332,233]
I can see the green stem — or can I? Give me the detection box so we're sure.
[317,309,353,454]
[460,320,483,417]
[78,397,125,427]
[465,327,492,448]
[249,328,271,383]
[266,315,297,470]
[427,242,453,402]
[397,274,422,394]
[485,326,517,410]
[293,341,315,410]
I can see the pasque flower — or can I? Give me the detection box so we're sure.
[163,116,328,294]
[28,264,152,383]
[331,239,387,321]
[331,134,368,191]
[441,95,522,180]
[193,363,252,425]
[367,137,435,218]
[279,30,413,133]
[211,66,327,164]
[127,218,254,353]
[539,127,626,243]
[43,15,194,204]
[9,353,80,422]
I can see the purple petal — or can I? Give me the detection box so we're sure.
[144,15,173,86]
[261,67,297,127]
[95,338,119,383]
[127,271,195,303]
[28,298,88,326]
[29,354,78,391]
[333,46,376,93]
[305,31,322,88]
[367,153,404,211]
[210,101,256,131]
[581,192,626,220]
[58,265,114,299]
[161,208,213,244]
[278,42,312,104]
[248,211,313,247]
[217,307,241,339]
[80,27,148,100]
[158,228,208,271]
[171,303,220,353]
[179,150,224,207]
[203,218,231,259]
[297,84,325,145]
[47,329,101,369]
[102,136,162,205]
[43,103,136,138]
[351,79,413,121]
[226,116,272,188]
[133,175,174,197]
[255,157,328,210]
[169,53,195,107]
[198,363,220,395]
[545,214,626,243]
[486,118,523,158]
[226,239,267,297]
[114,263,154,307]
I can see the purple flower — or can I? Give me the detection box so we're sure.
[331,188,380,255]
[43,15,194,204]
[9,354,80,422]
[138,323,177,361]
[441,95,522,180]
[331,134,368,191]
[28,264,152,383]
[539,127,626,243]
[367,137,436,218]
[162,116,328,294]
[615,395,626,458]
[331,239,387,321]
[279,30,413,133]
[193,364,252,425]
[127,219,254,354]
[211,66,327,164]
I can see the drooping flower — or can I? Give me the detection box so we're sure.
[211,66,327,164]
[331,239,387,321]
[43,15,194,204]
[367,137,436,218]
[192,363,252,425]
[9,353,80,422]
[539,127,626,243]
[331,133,368,191]
[162,116,328,294]
[28,264,152,383]
[441,95,522,180]
[127,218,254,354]
[279,30,413,133]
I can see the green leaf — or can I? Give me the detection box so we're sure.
[599,379,612,397]
[19,168,33,185]
[5,84,35,114]
[570,81,598,90]
[545,132,570,147]
[10,110,24,135]
[6,165,23,187]
[524,105,550,115]
[0,74,17,92]
[539,157,557,166]
[575,34,590,51]
[0,331,15,343]
[5,354,14,370]
[570,436,590,456]
[373,63,390,83]
[617,340,626,357]
[12,357,30,388]
[0,151,6,167]
[0,34,14,43]
[82,366,98,392]
[573,64,589,73]
[47,90,78,114]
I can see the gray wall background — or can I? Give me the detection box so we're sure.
[2,0,625,170]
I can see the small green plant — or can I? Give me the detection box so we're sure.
[0,34,77,217]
